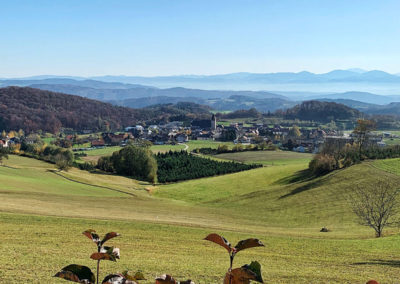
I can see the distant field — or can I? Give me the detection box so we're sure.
[150,144,185,153]
[213,150,314,165]
[2,155,400,282]
[373,158,400,175]
[186,140,234,150]
[81,141,236,163]
[41,137,56,144]
[81,146,122,163]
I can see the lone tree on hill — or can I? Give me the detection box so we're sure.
[348,180,399,237]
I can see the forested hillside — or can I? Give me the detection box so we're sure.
[284,100,362,122]
[0,87,211,133]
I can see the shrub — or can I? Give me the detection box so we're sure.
[309,154,337,176]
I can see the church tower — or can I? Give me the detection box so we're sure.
[211,114,217,131]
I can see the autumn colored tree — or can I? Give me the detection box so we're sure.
[288,125,301,140]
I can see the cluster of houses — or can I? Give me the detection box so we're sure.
[79,116,386,154]
[1,116,390,154]
[0,136,22,148]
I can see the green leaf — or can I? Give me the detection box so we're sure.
[122,270,146,281]
[54,264,95,284]
[243,261,263,283]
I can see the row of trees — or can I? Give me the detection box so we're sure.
[6,139,74,171]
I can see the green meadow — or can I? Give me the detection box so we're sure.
[213,150,313,165]
[1,154,400,283]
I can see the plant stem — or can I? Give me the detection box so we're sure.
[97,245,101,284]
[229,253,234,284]
[97,260,100,284]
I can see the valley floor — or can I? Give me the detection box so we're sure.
[1,154,400,283]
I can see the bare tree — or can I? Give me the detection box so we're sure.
[348,181,399,237]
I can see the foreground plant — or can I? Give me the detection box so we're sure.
[155,274,194,284]
[204,233,264,284]
[54,229,145,284]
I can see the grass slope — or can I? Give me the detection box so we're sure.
[1,155,400,283]
[213,150,313,165]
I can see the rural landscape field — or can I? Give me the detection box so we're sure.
[2,150,400,283]
[3,1,400,284]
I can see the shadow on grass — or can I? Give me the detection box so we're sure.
[273,169,314,185]
[278,177,325,199]
[353,259,400,267]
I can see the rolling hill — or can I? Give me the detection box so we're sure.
[284,101,362,122]
[2,153,400,282]
[0,87,211,133]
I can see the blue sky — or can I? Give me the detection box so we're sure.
[1,0,400,77]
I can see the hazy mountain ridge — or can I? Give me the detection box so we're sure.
[90,70,400,85]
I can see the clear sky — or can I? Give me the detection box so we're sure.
[1,0,400,77]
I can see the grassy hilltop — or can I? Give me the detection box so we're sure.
[1,153,400,283]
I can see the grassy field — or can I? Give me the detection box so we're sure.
[373,158,400,175]
[186,140,234,150]
[213,150,313,165]
[80,140,235,163]
[1,155,400,283]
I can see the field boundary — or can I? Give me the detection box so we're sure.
[49,170,137,197]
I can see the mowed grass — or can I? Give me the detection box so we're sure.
[186,140,234,150]
[2,213,400,284]
[213,150,314,165]
[2,155,400,282]
[373,158,400,175]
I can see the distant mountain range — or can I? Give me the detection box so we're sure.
[89,70,400,84]
[88,70,400,95]
[2,71,400,115]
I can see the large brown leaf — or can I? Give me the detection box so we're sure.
[102,274,138,284]
[91,247,120,262]
[83,229,101,245]
[223,262,263,284]
[155,274,176,284]
[204,233,232,253]
[155,274,194,284]
[101,232,120,245]
[54,264,95,284]
[234,239,264,253]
